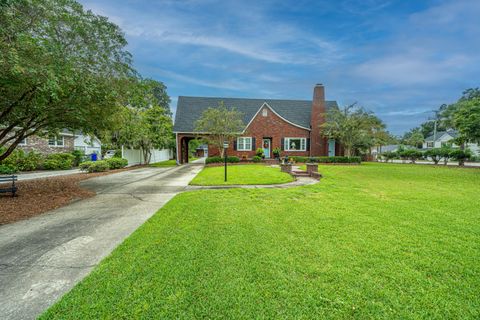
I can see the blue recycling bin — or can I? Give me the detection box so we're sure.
[91,153,97,161]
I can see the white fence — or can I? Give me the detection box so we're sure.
[121,147,173,166]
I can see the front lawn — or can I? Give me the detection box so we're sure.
[41,163,480,319]
[149,159,177,167]
[189,164,294,185]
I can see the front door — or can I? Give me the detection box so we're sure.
[328,139,336,156]
[263,138,271,158]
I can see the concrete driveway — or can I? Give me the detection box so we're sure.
[0,164,203,320]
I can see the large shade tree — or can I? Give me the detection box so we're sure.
[0,0,135,161]
[194,102,244,157]
[321,104,388,157]
[101,78,174,164]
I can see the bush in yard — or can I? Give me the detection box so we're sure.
[18,151,43,171]
[227,156,240,163]
[252,156,262,163]
[439,146,453,165]
[44,153,75,170]
[206,156,223,164]
[105,158,128,169]
[424,148,443,164]
[79,160,110,173]
[256,148,264,158]
[294,156,361,164]
[71,150,85,167]
[0,164,17,174]
[206,156,240,164]
[380,151,397,163]
[43,159,60,170]
[400,149,424,163]
[449,149,472,166]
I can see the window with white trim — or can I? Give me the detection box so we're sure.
[285,137,306,151]
[48,136,64,147]
[426,142,434,148]
[237,137,252,151]
[18,137,27,146]
[262,108,268,117]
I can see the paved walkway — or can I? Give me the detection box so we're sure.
[186,176,318,190]
[0,164,203,320]
[15,169,81,181]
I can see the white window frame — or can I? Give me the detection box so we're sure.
[48,136,65,147]
[426,142,434,148]
[237,137,252,151]
[284,137,306,151]
[18,137,27,146]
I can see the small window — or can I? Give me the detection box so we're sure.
[285,138,306,151]
[48,136,64,147]
[237,137,252,151]
[262,108,268,117]
[426,142,434,148]
[18,137,27,146]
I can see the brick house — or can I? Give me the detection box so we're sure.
[14,130,101,156]
[173,84,341,163]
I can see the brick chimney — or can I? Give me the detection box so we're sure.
[310,84,327,156]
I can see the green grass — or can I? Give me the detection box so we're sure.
[189,164,294,185]
[41,163,480,319]
[150,159,177,167]
[150,157,198,167]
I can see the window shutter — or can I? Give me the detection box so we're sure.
[233,140,237,151]
[252,137,256,150]
[281,138,285,151]
[306,138,310,151]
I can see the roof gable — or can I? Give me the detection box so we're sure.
[173,96,338,133]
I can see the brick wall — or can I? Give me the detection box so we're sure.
[207,104,312,158]
[16,135,74,155]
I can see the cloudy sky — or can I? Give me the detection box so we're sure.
[80,0,480,134]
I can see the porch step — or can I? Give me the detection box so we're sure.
[292,170,310,177]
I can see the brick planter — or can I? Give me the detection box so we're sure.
[280,164,292,173]
[305,163,318,175]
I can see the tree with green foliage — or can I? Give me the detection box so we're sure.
[321,104,388,157]
[0,0,136,161]
[424,148,443,164]
[194,102,244,157]
[402,128,424,148]
[452,98,480,145]
[101,78,173,164]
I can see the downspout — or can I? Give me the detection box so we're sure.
[175,133,180,165]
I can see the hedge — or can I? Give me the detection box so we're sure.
[105,157,128,169]
[206,156,240,164]
[43,153,75,170]
[79,160,110,173]
[290,156,361,164]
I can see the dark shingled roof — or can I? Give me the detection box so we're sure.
[173,96,338,133]
[425,129,458,142]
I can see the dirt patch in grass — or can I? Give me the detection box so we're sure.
[0,166,142,225]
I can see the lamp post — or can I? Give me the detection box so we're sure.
[223,141,229,182]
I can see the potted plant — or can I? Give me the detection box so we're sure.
[273,147,281,160]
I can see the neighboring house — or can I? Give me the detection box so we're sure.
[15,130,102,156]
[173,84,341,163]
[74,133,102,155]
[371,144,401,158]
[16,129,75,155]
[422,129,479,156]
[194,144,208,158]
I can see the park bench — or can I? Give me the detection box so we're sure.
[0,175,17,197]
